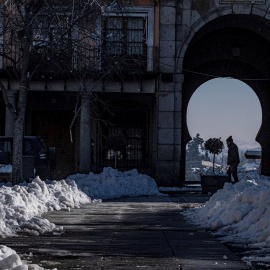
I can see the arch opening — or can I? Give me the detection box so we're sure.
[185,78,262,181]
[180,14,270,183]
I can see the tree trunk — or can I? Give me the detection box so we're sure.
[12,33,30,185]
[213,153,216,173]
[12,85,28,185]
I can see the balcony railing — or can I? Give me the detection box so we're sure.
[0,40,153,80]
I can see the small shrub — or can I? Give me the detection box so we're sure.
[204,137,224,173]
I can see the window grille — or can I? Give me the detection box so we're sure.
[30,15,73,77]
[32,15,71,53]
[101,109,149,168]
[104,16,147,71]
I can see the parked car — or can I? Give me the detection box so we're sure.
[0,136,56,177]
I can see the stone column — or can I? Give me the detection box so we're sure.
[79,95,91,174]
[173,73,184,185]
[156,2,178,186]
[5,91,17,136]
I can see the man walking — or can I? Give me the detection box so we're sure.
[226,136,240,183]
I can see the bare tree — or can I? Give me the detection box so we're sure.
[0,0,151,183]
[0,0,45,184]
[0,0,103,184]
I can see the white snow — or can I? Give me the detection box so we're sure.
[0,167,161,269]
[66,167,160,200]
[184,172,270,268]
[1,164,270,269]
[0,245,46,270]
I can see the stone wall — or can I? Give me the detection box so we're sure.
[156,0,270,185]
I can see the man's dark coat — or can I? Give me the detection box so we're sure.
[227,142,240,165]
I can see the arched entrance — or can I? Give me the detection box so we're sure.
[187,78,262,142]
[181,14,270,182]
[186,78,262,180]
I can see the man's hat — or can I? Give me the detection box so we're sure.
[226,136,233,142]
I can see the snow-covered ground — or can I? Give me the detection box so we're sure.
[184,164,270,269]
[0,167,161,269]
[0,164,269,269]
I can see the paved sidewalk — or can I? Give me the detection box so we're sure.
[2,194,254,270]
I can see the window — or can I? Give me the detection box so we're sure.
[102,109,149,168]
[104,16,147,71]
[105,17,146,55]
[32,15,71,53]
[30,14,73,77]
[103,7,154,72]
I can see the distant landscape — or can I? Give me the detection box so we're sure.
[234,139,261,151]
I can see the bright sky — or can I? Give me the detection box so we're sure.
[187,78,262,147]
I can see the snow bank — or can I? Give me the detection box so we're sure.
[0,167,160,269]
[0,177,90,237]
[184,177,270,246]
[0,245,49,270]
[0,167,160,237]
[66,167,161,199]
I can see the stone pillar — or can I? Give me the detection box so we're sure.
[156,89,177,186]
[173,73,184,185]
[156,2,179,186]
[79,95,91,174]
[5,91,17,136]
[256,96,270,177]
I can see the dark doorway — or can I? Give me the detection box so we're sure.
[31,110,75,179]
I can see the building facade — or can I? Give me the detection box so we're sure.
[2,0,270,186]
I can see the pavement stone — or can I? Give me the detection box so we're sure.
[1,194,255,270]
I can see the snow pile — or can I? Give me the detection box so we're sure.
[0,245,48,270]
[0,245,25,270]
[0,167,160,238]
[184,178,270,245]
[67,167,161,200]
[0,167,160,269]
[184,177,270,266]
[0,177,90,237]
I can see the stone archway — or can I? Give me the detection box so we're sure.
[180,14,270,182]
